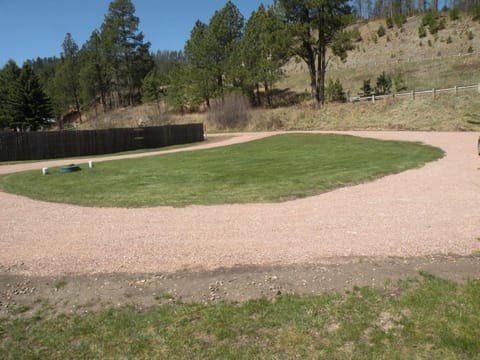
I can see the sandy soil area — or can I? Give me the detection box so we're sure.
[0,131,479,277]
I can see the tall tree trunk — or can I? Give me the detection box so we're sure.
[305,43,320,108]
[318,46,327,106]
[256,83,262,106]
[264,82,272,107]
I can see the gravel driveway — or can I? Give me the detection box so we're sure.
[1,131,479,276]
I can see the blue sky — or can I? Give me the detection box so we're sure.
[0,0,273,67]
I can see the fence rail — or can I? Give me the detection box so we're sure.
[0,123,204,162]
[349,83,480,103]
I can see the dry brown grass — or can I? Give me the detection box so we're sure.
[79,91,480,133]
[282,15,480,95]
[242,91,480,132]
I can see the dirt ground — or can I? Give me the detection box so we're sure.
[1,255,479,317]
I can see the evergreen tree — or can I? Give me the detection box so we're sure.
[79,30,110,111]
[208,1,244,94]
[0,60,21,129]
[276,0,354,107]
[52,33,82,120]
[3,64,52,131]
[183,20,218,108]
[152,50,186,77]
[100,0,153,106]
[141,69,165,114]
[241,5,290,106]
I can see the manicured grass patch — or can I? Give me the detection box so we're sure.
[1,274,479,359]
[0,134,444,207]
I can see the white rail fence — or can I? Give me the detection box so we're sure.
[349,84,480,103]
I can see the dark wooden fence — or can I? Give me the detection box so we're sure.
[0,123,204,162]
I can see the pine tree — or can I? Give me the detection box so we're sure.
[141,69,165,115]
[241,5,290,107]
[100,0,153,107]
[208,1,244,94]
[79,30,110,111]
[183,20,218,108]
[52,33,82,120]
[3,64,52,131]
[277,0,354,108]
[0,60,21,129]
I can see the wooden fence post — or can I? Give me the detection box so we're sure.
[411,90,415,100]
[454,86,458,95]
[432,88,436,99]
[372,95,375,104]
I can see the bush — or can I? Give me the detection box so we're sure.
[467,30,474,40]
[394,14,407,28]
[422,10,445,35]
[206,93,250,129]
[449,7,460,21]
[377,25,386,37]
[360,79,372,96]
[351,28,362,42]
[375,71,392,95]
[392,72,406,92]
[446,36,453,44]
[386,17,394,29]
[325,79,346,102]
[467,46,474,53]
[418,26,427,38]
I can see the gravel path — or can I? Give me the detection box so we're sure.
[1,131,479,276]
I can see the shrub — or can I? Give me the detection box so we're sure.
[449,7,460,21]
[206,93,250,129]
[422,10,445,35]
[394,14,407,28]
[467,46,474,53]
[375,71,392,95]
[392,72,407,92]
[428,39,432,47]
[446,36,452,44]
[386,17,394,29]
[467,30,474,40]
[325,79,346,102]
[418,26,427,38]
[351,28,362,42]
[377,25,386,37]
[386,35,391,42]
[360,79,372,96]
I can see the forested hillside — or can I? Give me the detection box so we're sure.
[1,0,479,131]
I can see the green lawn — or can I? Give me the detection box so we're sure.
[0,134,443,207]
[1,274,479,359]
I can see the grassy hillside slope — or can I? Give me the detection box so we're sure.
[283,15,480,95]
[81,14,480,132]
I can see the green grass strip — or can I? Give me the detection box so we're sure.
[0,134,444,207]
[1,274,479,359]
